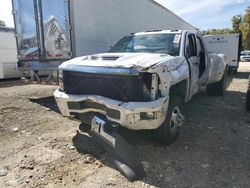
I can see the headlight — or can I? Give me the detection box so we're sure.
[126,111,161,124]
[140,111,161,120]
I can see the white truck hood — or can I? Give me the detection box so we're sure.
[60,53,180,71]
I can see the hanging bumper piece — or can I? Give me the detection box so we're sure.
[89,116,146,181]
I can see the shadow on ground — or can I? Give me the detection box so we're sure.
[232,71,250,79]
[0,79,25,88]
[29,96,60,113]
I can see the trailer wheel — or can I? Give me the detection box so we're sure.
[246,75,250,111]
[154,96,184,145]
[206,72,226,96]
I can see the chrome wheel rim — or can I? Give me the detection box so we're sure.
[170,106,184,135]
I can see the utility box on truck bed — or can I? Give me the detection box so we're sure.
[12,0,196,82]
[203,33,241,74]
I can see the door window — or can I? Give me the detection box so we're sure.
[186,34,197,58]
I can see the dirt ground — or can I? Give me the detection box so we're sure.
[0,62,249,188]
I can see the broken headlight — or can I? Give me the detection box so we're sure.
[126,111,161,124]
[140,111,161,120]
[142,73,161,101]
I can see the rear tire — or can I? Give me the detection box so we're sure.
[206,72,226,96]
[154,96,184,145]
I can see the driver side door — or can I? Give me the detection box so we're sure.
[185,33,200,98]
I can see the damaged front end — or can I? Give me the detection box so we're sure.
[54,65,169,180]
[61,66,160,102]
[55,65,168,130]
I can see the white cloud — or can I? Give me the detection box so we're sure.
[0,0,14,27]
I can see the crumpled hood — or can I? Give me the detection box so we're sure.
[60,53,178,71]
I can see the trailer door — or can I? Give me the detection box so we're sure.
[203,34,240,69]
[41,0,72,60]
[12,0,39,61]
[13,0,72,62]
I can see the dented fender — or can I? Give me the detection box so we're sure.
[145,56,190,98]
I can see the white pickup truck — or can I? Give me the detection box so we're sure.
[54,30,227,145]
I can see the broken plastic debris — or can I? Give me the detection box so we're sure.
[11,127,19,132]
[202,164,210,168]
[0,168,8,177]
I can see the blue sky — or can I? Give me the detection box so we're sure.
[155,0,250,29]
[0,0,249,30]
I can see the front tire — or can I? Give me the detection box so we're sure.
[154,96,184,145]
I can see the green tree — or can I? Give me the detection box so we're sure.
[240,6,250,49]
[230,6,250,50]
[199,28,233,36]
[232,15,242,33]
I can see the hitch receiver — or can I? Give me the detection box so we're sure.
[90,116,146,181]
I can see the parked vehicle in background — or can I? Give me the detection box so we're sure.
[241,50,250,62]
[54,30,227,146]
[12,0,196,83]
[0,26,21,79]
[203,33,241,74]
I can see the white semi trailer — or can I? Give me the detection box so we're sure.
[203,33,241,74]
[12,0,196,82]
[0,26,21,79]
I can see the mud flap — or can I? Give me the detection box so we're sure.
[89,116,146,181]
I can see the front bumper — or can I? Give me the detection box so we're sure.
[54,89,168,130]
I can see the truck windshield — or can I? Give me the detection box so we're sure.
[110,33,181,56]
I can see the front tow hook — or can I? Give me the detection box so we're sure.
[89,116,146,181]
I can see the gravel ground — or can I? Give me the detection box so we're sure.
[0,62,249,188]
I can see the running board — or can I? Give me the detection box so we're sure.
[89,116,146,181]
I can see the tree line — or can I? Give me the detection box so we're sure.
[200,6,250,50]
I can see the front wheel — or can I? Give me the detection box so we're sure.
[154,96,185,145]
